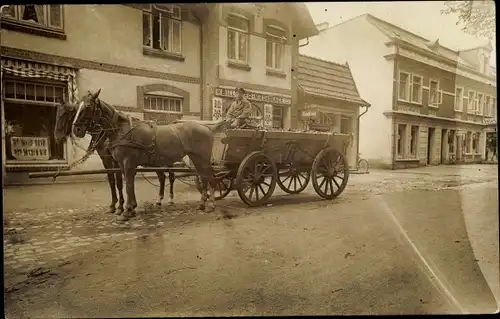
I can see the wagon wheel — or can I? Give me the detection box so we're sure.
[236,151,277,207]
[277,164,310,194]
[311,147,349,199]
[195,173,234,201]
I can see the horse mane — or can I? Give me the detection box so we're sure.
[97,99,141,123]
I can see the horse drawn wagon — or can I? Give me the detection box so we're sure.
[195,128,350,206]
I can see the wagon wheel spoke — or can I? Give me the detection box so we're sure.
[293,176,298,191]
[287,175,294,189]
[318,176,327,190]
[260,164,272,175]
[328,179,335,196]
[332,177,341,190]
[281,174,292,184]
[258,183,267,198]
[262,180,271,187]
[323,177,330,195]
[298,172,308,180]
[248,184,255,200]
[255,185,260,201]
[296,175,304,189]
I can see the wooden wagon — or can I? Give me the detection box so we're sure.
[195,128,351,206]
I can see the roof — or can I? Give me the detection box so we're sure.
[298,54,370,106]
[289,3,319,39]
[363,14,477,69]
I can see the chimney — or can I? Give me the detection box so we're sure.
[316,22,329,32]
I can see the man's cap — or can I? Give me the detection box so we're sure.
[237,87,246,94]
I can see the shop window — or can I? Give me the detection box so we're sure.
[397,124,406,156]
[410,125,419,156]
[227,13,249,63]
[466,131,472,153]
[4,78,66,161]
[340,117,351,134]
[266,25,286,71]
[448,130,455,153]
[272,106,283,129]
[472,133,480,153]
[3,5,64,30]
[143,4,182,54]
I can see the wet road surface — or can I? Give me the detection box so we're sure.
[3,165,499,316]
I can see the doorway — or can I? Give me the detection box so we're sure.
[427,127,435,165]
[440,129,447,164]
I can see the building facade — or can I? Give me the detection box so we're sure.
[296,54,370,168]
[1,4,316,183]
[300,14,497,169]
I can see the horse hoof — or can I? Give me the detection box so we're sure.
[107,207,116,214]
[115,209,123,215]
[155,202,162,207]
[196,204,205,211]
[204,206,215,213]
[117,214,129,222]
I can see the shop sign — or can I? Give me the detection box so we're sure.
[299,107,320,121]
[10,136,50,161]
[214,87,291,105]
[483,118,497,125]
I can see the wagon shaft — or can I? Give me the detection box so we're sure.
[28,167,200,179]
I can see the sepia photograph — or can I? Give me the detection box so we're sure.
[1,1,498,316]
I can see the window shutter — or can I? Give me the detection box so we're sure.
[212,97,224,120]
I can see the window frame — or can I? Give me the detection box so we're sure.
[398,71,411,102]
[227,13,250,64]
[428,78,442,107]
[265,24,287,71]
[397,123,407,157]
[467,90,476,113]
[142,4,183,55]
[143,93,183,114]
[476,92,484,115]
[409,125,419,157]
[410,74,423,104]
[1,5,65,38]
[454,86,464,112]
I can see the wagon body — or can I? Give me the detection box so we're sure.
[211,129,350,167]
[204,128,351,206]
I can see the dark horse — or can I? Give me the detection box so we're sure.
[71,89,226,221]
[54,100,176,215]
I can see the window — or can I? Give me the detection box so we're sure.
[472,133,480,153]
[320,113,334,125]
[454,87,464,111]
[340,117,351,134]
[411,75,423,104]
[492,97,497,118]
[476,93,484,115]
[467,90,476,113]
[3,78,66,161]
[3,5,64,30]
[429,80,442,106]
[144,94,182,113]
[266,25,286,70]
[143,4,182,54]
[466,131,472,153]
[398,72,410,101]
[272,106,283,129]
[397,124,407,156]
[227,14,249,63]
[410,125,419,157]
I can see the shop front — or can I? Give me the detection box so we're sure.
[1,58,78,180]
[211,86,292,129]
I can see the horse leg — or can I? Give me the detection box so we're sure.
[118,166,137,222]
[100,155,117,214]
[205,169,217,213]
[156,172,166,206]
[196,175,208,211]
[168,172,175,205]
[115,162,125,215]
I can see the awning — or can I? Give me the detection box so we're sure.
[1,57,78,103]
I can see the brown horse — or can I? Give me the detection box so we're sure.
[54,101,175,215]
[71,89,226,221]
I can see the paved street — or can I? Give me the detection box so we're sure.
[3,165,499,316]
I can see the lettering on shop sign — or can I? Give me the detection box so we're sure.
[397,105,420,114]
[299,107,320,121]
[10,136,50,161]
[215,87,292,105]
[483,118,497,125]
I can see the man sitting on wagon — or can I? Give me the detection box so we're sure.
[225,87,252,129]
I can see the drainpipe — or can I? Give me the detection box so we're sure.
[356,105,369,165]
[192,9,204,120]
